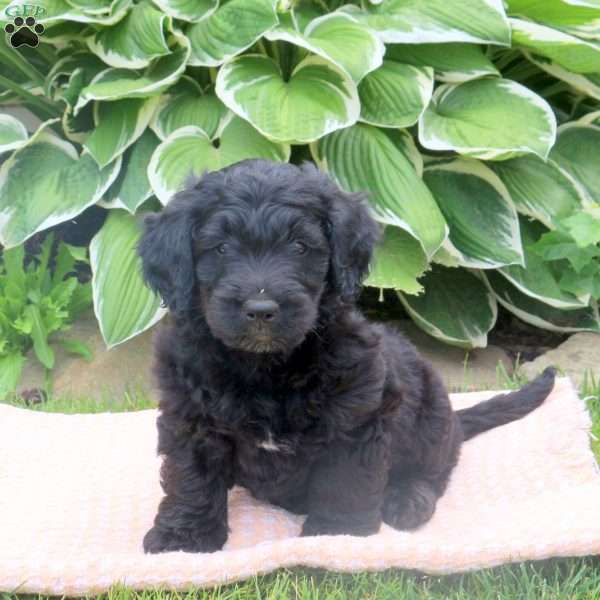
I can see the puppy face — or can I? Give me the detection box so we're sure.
[195,199,330,353]
[138,160,380,355]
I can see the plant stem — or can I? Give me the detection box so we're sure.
[257,39,269,57]
[208,67,218,85]
[0,74,60,119]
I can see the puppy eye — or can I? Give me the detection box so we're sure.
[216,243,228,255]
[294,241,307,255]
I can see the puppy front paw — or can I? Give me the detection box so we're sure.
[143,524,227,554]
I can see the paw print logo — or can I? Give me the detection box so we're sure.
[4,16,44,48]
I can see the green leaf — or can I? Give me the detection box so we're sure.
[342,0,510,45]
[365,226,429,295]
[358,61,433,128]
[24,304,54,369]
[490,155,584,228]
[525,54,600,101]
[485,270,600,333]
[0,114,28,154]
[151,77,229,140]
[188,0,278,67]
[216,54,359,144]
[423,158,523,268]
[0,352,25,398]
[34,0,131,25]
[499,217,588,309]
[102,128,161,212]
[264,12,384,82]
[562,210,600,247]
[532,230,600,272]
[52,243,77,285]
[84,97,159,168]
[549,123,600,204]
[151,0,217,22]
[87,0,171,69]
[510,18,600,74]
[59,338,93,361]
[148,118,289,204]
[385,43,499,83]
[0,120,120,248]
[506,0,600,39]
[45,52,105,106]
[398,265,497,349]
[419,78,556,160]
[74,41,190,112]
[90,210,166,347]
[312,123,447,258]
[559,262,600,300]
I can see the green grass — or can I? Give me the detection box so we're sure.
[3,369,600,599]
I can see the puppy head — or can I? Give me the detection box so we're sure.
[138,159,380,354]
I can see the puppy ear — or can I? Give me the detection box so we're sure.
[325,188,381,303]
[137,201,196,315]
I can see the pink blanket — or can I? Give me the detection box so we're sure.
[1,377,599,595]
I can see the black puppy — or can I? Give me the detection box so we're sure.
[138,159,555,553]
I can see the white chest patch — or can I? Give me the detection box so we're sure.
[257,432,281,452]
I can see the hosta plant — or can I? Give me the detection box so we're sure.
[1,0,600,362]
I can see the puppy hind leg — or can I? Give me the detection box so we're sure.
[382,478,440,531]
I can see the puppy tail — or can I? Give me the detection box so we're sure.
[457,367,556,441]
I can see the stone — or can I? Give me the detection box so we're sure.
[392,321,514,392]
[18,311,160,404]
[519,332,600,388]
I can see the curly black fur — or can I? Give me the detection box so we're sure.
[138,159,556,553]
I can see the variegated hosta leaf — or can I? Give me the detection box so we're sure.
[311,123,447,258]
[484,271,600,333]
[358,61,433,128]
[188,0,278,67]
[395,129,423,176]
[423,158,523,268]
[148,118,290,204]
[34,0,131,24]
[265,12,384,82]
[525,53,600,100]
[41,21,89,45]
[510,18,600,74]
[102,128,160,212]
[366,225,429,295]
[45,53,106,105]
[506,0,600,39]
[385,43,499,83]
[151,78,228,140]
[65,0,113,14]
[90,210,166,348]
[74,42,190,113]
[84,96,159,167]
[87,1,171,69]
[341,0,510,45]
[0,114,27,154]
[499,216,588,310]
[491,155,584,228]
[0,120,120,248]
[151,0,217,22]
[419,78,556,160]
[398,265,498,349]
[549,123,600,204]
[216,54,359,144]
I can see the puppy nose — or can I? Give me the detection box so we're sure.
[243,299,279,322]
